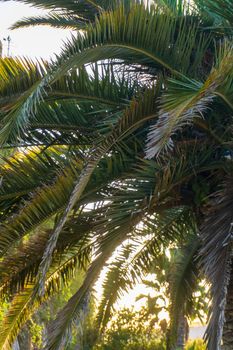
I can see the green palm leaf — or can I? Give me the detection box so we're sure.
[0,211,92,301]
[36,88,157,295]
[10,14,87,30]
[146,43,233,157]
[195,0,233,27]
[200,178,233,350]
[168,237,200,347]
[0,59,136,146]
[0,252,85,350]
[0,140,139,257]
[45,188,150,350]
[96,207,194,332]
[0,4,210,144]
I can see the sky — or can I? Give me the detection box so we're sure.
[0,1,72,58]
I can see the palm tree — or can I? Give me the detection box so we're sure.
[0,0,233,349]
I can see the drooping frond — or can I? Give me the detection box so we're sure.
[0,147,67,213]
[0,59,136,146]
[0,211,93,301]
[200,178,233,350]
[0,57,47,116]
[0,123,144,262]
[0,250,85,350]
[45,188,150,350]
[146,43,233,157]
[95,206,195,332]
[1,0,102,21]
[36,88,157,295]
[195,0,233,28]
[168,236,200,347]
[95,243,140,331]
[54,3,209,79]
[0,3,211,145]
[38,155,165,348]
[4,0,140,32]
[133,207,196,271]
[0,158,83,256]
[10,14,87,30]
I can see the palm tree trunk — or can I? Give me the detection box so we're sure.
[167,313,189,350]
[18,327,32,350]
[222,269,233,349]
[175,314,189,349]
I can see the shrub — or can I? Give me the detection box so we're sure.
[185,339,206,350]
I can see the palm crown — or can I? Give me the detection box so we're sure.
[0,0,233,349]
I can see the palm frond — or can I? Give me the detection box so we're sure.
[95,243,140,331]
[0,147,71,207]
[54,3,208,78]
[0,3,211,144]
[146,42,233,157]
[41,156,161,349]
[168,236,200,347]
[133,207,196,272]
[45,191,149,350]
[195,0,233,27]
[1,0,101,21]
[0,211,93,301]
[0,133,141,258]
[200,178,233,350]
[10,0,137,30]
[10,14,87,30]
[0,158,82,256]
[0,57,47,97]
[155,0,193,16]
[0,59,134,109]
[0,59,136,146]
[94,203,196,332]
[0,250,85,350]
[36,88,157,295]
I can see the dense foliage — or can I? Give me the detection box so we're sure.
[94,308,166,350]
[0,0,233,349]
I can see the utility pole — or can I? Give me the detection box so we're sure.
[3,36,11,56]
